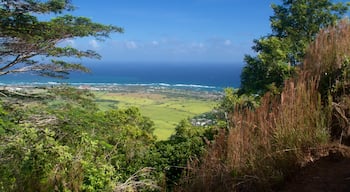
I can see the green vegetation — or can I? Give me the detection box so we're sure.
[0,86,217,191]
[0,87,159,191]
[240,0,349,95]
[0,1,219,190]
[177,1,350,191]
[178,19,350,191]
[94,91,217,140]
[1,0,350,191]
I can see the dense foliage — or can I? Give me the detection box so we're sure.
[0,86,218,191]
[0,87,159,191]
[173,1,350,191]
[2,0,350,191]
[240,0,349,95]
[0,1,215,191]
[179,19,350,191]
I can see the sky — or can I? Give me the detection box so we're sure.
[59,0,347,65]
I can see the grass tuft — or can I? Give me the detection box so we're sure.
[176,19,350,192]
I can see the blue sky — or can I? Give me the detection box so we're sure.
[61,0,347,65]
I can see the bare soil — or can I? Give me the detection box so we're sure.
[280,145,350,192]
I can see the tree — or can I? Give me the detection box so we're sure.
[240,0,349,95]
[0,0,123,78]
[150,119,213,190]
[0,86,159,191]
[219,88,258,113]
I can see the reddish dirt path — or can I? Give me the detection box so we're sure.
[280,145,350,192]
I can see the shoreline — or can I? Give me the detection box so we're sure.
[0,83,224,100]
[0,81,225,90]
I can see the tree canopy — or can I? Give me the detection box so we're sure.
[240,0,349,95]
[0,0,123,78]
[0,86,160,191]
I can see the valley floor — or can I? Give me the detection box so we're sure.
[0,84,222,140]
[92,85,221,140]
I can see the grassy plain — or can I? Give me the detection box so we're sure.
[94,90,218,140]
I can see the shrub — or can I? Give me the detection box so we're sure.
[176,19,350,192]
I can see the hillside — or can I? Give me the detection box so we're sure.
[281,145,350,192]
[176,19,350,192]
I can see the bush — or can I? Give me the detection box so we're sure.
[176,19,350,192]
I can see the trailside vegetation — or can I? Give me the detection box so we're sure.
[0,1,214,191]
[0,86,217,191]
[174,0,350,191]
[0,87,159,191]
[176,17,350,192]
[1,0,350,191]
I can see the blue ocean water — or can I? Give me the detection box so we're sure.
[0,63,243,91]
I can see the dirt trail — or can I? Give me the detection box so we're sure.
[280,145,350,192]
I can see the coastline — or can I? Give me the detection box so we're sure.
[0,82,222,140]
[0,82,224,100]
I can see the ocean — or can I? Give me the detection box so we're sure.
[0,63,243,91]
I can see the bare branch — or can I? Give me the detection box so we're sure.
[0,55,21,71]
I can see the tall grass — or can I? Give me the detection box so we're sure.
[177,19,350,192]
[303,19,350,78]
[178,78,329,191]
[303,19,350,145]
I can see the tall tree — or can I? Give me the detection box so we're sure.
[0,0,123,78]
[240,0,349,95]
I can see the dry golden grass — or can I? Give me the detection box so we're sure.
[303,19,350,78]
[177,19,350,192]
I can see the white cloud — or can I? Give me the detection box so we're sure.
[152,41,159,46]
[190,42,205,49]
[125,41,138,49]
[197,43,204,48]
[224,40,232,46]
[100,37,246,63]
[89,39,100,49]
[205,38,233,48]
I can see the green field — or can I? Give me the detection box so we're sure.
[94,91,217,140]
